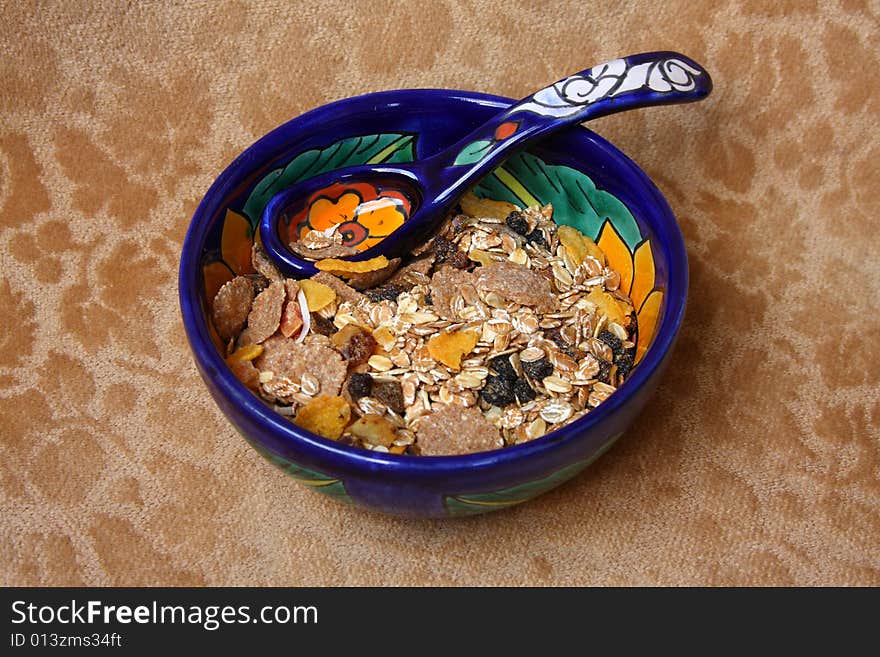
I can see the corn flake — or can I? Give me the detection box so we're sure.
[558,225,605,267]
[297,279,336,311]
[427,330,480,370]
[315,256,390,276]
[294,395,351,439]
[460,192,520,220]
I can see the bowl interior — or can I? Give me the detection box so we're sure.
[181,89,686,466]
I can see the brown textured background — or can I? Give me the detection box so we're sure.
[2,0,878,586]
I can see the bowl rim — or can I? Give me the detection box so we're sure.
[179,87,688,476]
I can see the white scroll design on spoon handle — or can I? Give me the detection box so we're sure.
[509,57,704,119]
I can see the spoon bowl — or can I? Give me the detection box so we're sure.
[260,51,711,276]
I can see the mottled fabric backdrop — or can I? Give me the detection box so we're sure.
[1,0,878,586]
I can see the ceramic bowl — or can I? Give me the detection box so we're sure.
[179,89,687,518]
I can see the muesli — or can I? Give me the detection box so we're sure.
[211,194,638,456]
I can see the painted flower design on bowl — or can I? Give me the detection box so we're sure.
[287,181,411,251]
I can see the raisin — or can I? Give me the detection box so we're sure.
[513,377,536,403]
[372,380,405,414]
[347,372,373,399]
[434,235,457,263]
[597,359,612,384]
[597,330,623,355]
[311,313,338,336]
[615,351,635,378]
[544,328,577,358]
[480,375,515,406]
[366,285,404,303]
[522,357,554,381]
[344,332,377,367]
[424,292,433,305]
[488,354,517,382]
[526,229,549,250]
[505,211,529,236]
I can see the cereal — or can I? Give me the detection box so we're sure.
[428,266,477,320]
[252,242,283,282]
[294,395,351,439]
[309,272,366,306]
[417,404,503,456]
[211,276,255,342]
[475,261,558,312]
[341,257,401,290]
[244,280,286,344]
[460,191,520,220]
[255,335,346,397]
[315,255,390,275]
[297,279,337,312]
[427,330,479,370]
[557,225,605,267]
[215,200,639,455]
[348,414,397,447]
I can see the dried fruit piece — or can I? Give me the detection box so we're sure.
[513,377,536,403]
[331,324,377,367]
[211,276,255,342]
[597,329,623,355]
[505,211,530,236]
[557,225,605,267]
[417,404,502,456]
[228,359,260,390]
[522,357,554,380]
[526,228,549,250]
[226,343,264,363]
[343,257,401,290]
[488,354,518,382]
[587,287,628,327]
[480,374,515,406]
[294,395,351,439]
[245,280,286,344]
[310,272,365,305]
[427,330,479,370]
[310,313,338,336]
[365,284,404,303]
[297,279,337,312]
[460,191,519,220]
[348,414,397,447]
[347,372,373,399]
[475,261,558,312]
[314,255,390,276]
[372,380,405,414]
[280,281,304,339]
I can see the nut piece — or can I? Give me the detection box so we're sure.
[294,395,351,439]
[427,330,480,370]
[475,261,558,312]
[349,414,397,447]
[417,404,502,456]
[212,276,255,342]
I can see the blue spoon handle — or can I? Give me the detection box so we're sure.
[422,51,712,204]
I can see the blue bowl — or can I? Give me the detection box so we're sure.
[179,89,688,518]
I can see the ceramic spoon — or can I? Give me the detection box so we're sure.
[260,51,712,277]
